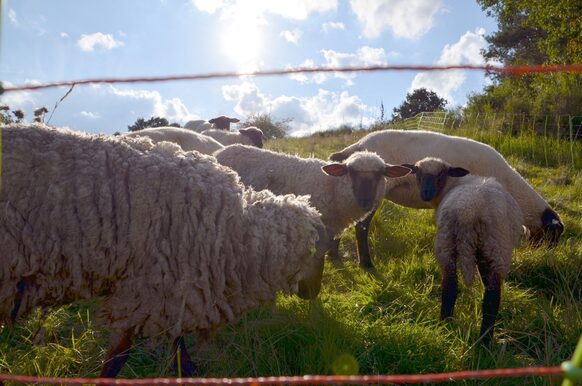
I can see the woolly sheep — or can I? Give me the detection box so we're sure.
[403,157,524,342]
[209,115,240,130]
[121,126,224,154]
[330,129,563,270]
[214,144,411,265]
[184,119,213,132]
[0,124,330,378]
[202,126,264,148]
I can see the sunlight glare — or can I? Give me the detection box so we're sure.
[221,21,262,71]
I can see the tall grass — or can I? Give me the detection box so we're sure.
[0,126,580,384]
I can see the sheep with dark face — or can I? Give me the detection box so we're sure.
[403,157,524,343]
[208,115,240,130]
[214,144,411,266]
[329,129,563,270]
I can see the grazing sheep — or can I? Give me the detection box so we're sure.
[0,124,330,378]
[184,119,213,132]
[214,144,411,266]
[330,129,563,270]
[209,115,240,130]
[121,126,224,154]
[403,157,524,342]
[202,126,264,148]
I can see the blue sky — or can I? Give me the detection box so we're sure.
[1,0,497,136]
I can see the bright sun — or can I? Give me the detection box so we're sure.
[221,21,262,70]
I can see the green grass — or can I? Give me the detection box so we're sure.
[0,126,580,385]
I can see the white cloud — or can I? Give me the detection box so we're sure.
[280,29,303,44]
[0,81,36,111]
[322,21,345,33]
[80,111,101,119]
[350,0,443,39]
[8,9,18,26]
[410,28,488,102]
[222,81,373,135]
[192,0,337,21]
[60,32,69,38]
[77,33,124,52]
[288,46,391,85]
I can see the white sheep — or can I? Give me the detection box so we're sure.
[330,129,563,270]
[202,126,264,148]
[403,157,524,342]
[214,144,411,266]
[0,124,330,378]
[184,119,213,132]
[121,126,224,154]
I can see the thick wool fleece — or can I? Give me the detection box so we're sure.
[415,159,525,285]
[0,124,325,339]
[215,145,387,237]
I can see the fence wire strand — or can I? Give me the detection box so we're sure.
[0,366,565,385]
[2,64,582,94]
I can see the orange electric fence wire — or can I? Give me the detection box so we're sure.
[0,366,565,385]
[1,64,582,94]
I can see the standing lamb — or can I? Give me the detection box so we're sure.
[121,126,224,154]
[330,129,563,270]
[402,157,524,342]
[202,126,264,148]
[0,124,330,378]
[214,144,411,265]
[209,115,240,130]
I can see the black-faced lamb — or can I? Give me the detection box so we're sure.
[121,126,225,154]
[0,124,330,378]
[208,115,240,130]
[330,129,563,270]
[214,144,411,267]
[202,126,264,148]
[403,157,524,342]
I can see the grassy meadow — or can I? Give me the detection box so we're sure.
[0,125,580,385]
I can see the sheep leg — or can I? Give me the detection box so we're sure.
[440,260,458,320]
[355,209,377,271]
[327,238,342,266]
[10,277,29,322]
[100,330,133,378]
[171,336,197,377]
[478,261,501,343]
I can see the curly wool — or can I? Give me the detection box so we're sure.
[0,124,325,339]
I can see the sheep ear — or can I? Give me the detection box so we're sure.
[384,165,412,178]
[400,163,417,174]
[329,152,348,162]
[230,118,240,123]
[448,167,470,177]
[322,163,348,177]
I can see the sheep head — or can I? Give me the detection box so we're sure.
[322,151,411,211]
[402,157,469,204]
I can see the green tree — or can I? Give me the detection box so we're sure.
[239,113,289,139]
[467,0,582,117]
[391,88,447,121]
[127,116,180,132]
